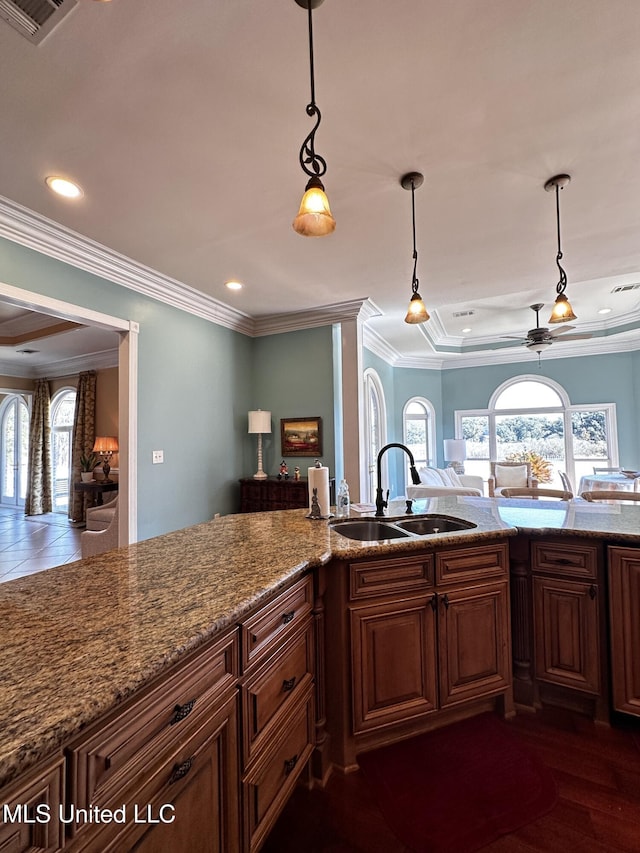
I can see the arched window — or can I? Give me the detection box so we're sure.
[0,395,29,508]
[403,397,436,476]
[51,388,76,512]
[363,369,387,503]
[455,374,617,490]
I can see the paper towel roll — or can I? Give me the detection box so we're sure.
[308,465,330,517]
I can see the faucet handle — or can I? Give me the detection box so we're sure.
[405,499,413,515]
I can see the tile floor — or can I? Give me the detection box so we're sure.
[0,507,82,583]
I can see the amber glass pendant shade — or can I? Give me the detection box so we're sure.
[404,292,430,324]
[293,177,336,237]
[548,292,577,323]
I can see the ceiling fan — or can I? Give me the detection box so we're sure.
[502,303,592,353]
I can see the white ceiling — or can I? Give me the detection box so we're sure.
[0,0,639,370]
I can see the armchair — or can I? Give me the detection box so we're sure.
[488,461,537,497]
[81,498,120,558]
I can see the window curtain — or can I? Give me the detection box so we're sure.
[68,370,97,523]
[24,378,53,516]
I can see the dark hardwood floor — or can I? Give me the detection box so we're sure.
[262,708,640,853]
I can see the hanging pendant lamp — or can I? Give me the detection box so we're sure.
[545,174,577,323]
[292,0,335,237]
[401,172,430,324]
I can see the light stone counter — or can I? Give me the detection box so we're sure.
[1,495,639,788]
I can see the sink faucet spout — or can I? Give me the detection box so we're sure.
[375,443,421,517]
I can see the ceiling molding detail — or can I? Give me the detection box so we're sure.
[0,347,118,379]
[253,298,381,337]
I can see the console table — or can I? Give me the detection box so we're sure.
[239,477,310,512]
[73,479,119,506]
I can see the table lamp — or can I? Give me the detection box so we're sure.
[248,410,271,480]
[92,436,119,483]
[444,438,467,474]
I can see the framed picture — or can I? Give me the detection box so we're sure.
[280,417,323,457]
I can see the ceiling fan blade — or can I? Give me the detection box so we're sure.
[548,325,575,337]
[553,332,593,341]
[499,335,527,341]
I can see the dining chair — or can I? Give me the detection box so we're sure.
[581,490,640,502]
[500,487,573,500]
[592,466,622,474]
[559,471,574,493]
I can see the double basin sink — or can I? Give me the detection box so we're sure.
[329,514,477,542]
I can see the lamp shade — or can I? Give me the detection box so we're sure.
[443,439,466,462]
[92,435,119,454]
[248,410,271,434]
[292,178,336,237]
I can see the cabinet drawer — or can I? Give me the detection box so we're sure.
[69,691,239,853]
[0,754,65,853]
[349,555,433,601]
[241,621,314,766]
[531,540,599,580]
[242,685,315,853]
[436,543,508,585]
[241,575,313,671]
[67,628,238,823]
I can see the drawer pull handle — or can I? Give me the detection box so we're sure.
[169,757,194,785]
[284,755,298,775]
[589,584,597,600]
[442,593,450,609]
[282,610,295,625]
[170,699,196,725]
[282,676,296,692]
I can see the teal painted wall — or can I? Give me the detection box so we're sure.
[0,237,253,539]
[251,326,336,481]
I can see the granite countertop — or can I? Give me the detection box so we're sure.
[1,495,639,788]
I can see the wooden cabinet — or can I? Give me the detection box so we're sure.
[65,629,240,853]
[325,543,512,770]
[239,575,315,853]
[608,546,640,717]
[239,478,309,513]
[527,538,606,719]
[0,754,65,853]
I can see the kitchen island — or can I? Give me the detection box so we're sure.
[1,494,639,851]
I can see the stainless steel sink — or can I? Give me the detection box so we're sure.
[330,514,476,542]
[395,515,477,535]
[329,520,411,541]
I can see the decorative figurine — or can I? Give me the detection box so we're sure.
[294,466,301,481]
[307,488,322,519]
[277,460,289,480]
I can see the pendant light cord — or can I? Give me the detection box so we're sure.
[555,184,568,296]
[411,179,420,295]
[299,3,327,180]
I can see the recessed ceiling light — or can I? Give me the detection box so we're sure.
[45,176,83,199]
[462,327,472,334]
[598,307,612,315]
[225,280,243,291]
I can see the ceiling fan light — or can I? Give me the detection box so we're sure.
[292,177,336,237]
[527,340,552,353]
[548,293,577,323]
[404,291,430,324]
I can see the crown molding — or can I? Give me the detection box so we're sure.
[253,298,381,337]
[0,348,118,379]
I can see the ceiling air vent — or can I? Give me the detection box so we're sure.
[611,284,640,293]
[0,0,77,45]
[452,310,475,318]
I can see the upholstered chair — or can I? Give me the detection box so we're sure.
[81,498,119,558]
[488,461,537,497]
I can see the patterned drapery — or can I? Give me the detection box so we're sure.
[24,378,53,516]
[68,371,97,523]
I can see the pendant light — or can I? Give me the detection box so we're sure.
[545,174,577,323]
[292,0,335,237]
[401,172,430,324]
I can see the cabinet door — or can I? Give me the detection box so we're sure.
[0,755,64,853]
[350,595,437,733]
[438,581,511,707]
[609,547,640,715]
[533,576,600,694]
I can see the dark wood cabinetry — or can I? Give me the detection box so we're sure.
[239,478,309,512]
[325,542,512,771]
[0,754,65,853]
[608,546,640,717]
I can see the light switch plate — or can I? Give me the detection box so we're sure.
[152,450,164,464]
